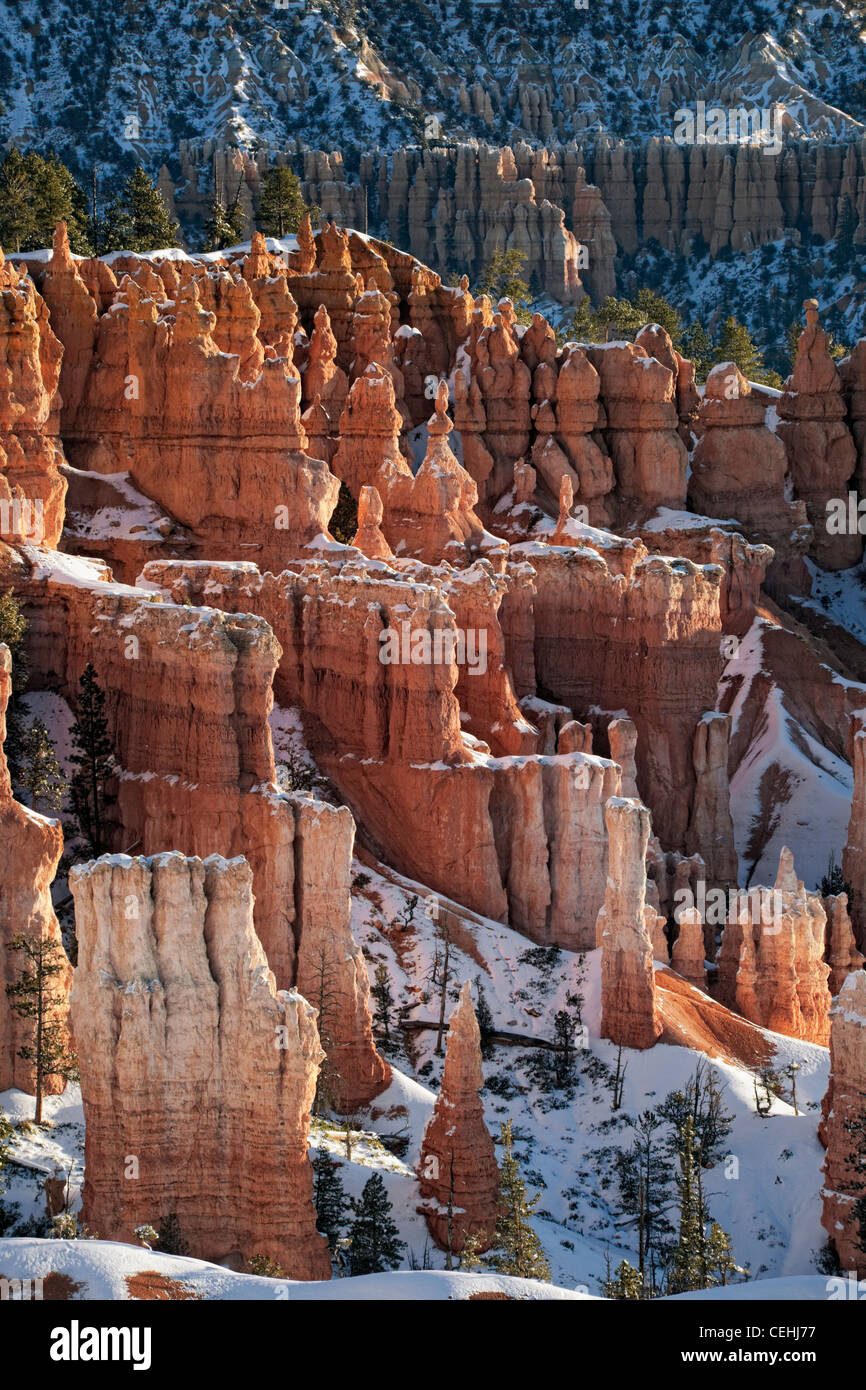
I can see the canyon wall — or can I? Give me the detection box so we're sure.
[167,136,866,303]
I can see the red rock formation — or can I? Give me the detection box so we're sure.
[825,893,865,996]
[38,223,99,434]
[586,341,688,519]
[15,553,388,1095]
[599,797,663,1049]
[331,364,408,501]
[141,556,619,947]
[671,907,708,993]
[470,304,532,500]
[453,368,495,503]
[350,281,404,400]
[0,643,70,1097]
[292,213,317,275]
[379,381,503,567]
[196,270,265,381]
[634,322,699,445]
[0,250,67,548]
[689,363,806,550]
[63,273,338,564]
[548,344,612,523]
[648,907,669,962]
[684,712,738,890]
[717,849,831,1042]
[292,798,391,1111]
[351,484,394,561]
[417,982,499,1253]
[820,969,866,1274]
[289,222,358,370]
[844,710,866,950]
[557,719,593,754]
[629,516,775,630]
[70,852,331,1279]
[608,717,639,799]
[302,304,348,426]
[241,239,299,359]
[512,540,725,850]
[778,300,860,569]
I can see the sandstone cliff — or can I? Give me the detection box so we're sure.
[70,852,331,1278]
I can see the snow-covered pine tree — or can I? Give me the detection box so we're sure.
[602,1257,645,1300]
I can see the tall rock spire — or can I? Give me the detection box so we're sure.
[417,981,499,1253]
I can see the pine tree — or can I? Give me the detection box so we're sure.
[634,287,683,346]
[248,1254,285,1277]
[28,153,91,252]
[5,933,76,1124]
[15,719,65,813]
[432,913,453,1056]
[0,147,33,252]
[477,248,531,313]
[371,964,394,1044]
[102,166,181,253]
[307,945,343,1115]
[202,183,247,251]
[713,315,780,386]
[257,166,317,238]
[602,1256,646,1299]
[820,851,852,902]
[658,1061,733,1168]
[459,1231,486,1271]
[475,977,495,1059]
[595,295,645,340]
[347,1173,406,1275]
[667,1116,705,1294]
[69,663,116,857]
[568,296,605,342]
[312,1150,350,1256]
[553,1009,575,1086]
[614,1108,674,1291]
[489,1119,550,1282]
[706,1220,740,1286]
[328,480,358,546]
[683,320,714,379]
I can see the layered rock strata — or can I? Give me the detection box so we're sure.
[599,796,663,1050]
[70,852,331,1278]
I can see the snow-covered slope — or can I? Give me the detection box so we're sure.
[1,0,865,180]
[2,843,834,1300]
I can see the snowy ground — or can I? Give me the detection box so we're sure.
[798,559,866,649]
